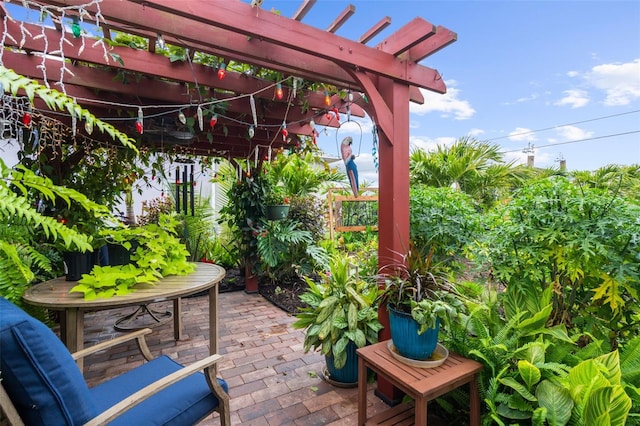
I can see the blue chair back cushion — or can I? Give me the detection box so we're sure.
[0,297,97,425]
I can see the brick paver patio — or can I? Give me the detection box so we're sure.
[78,289,392,425]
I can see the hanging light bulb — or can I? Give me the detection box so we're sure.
[217,62,227,80]
[281,122,288,140]
[332,107,340,122]
[309,119,316,130]
[135,119,143,134]
[248,125,255,139]
[197,105,203,131]
[348,90,354,102]
[156,33,166,50]
[324,90,330,106]
[275,83,284,100]
[178,110,187,125]
[71,16,81,38]
[84,120,93,135]
[209,114,218,128]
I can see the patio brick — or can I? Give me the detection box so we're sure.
[78,290,400,425]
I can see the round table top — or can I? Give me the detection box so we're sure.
[22,262,225,310]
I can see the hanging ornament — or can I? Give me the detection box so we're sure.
[281,122,288,141]
[71,110,77,136]
[178,110,187,125]
[22,111,32,127]
[249,94,258,127]
[275,83,284,100]
[332,107,340,122]
[197,105,203,131]
[209,114,218,128]
[324,90,331,106]
[84,120,93,135]
[71,16,81,38]
[135,119,143,134]
[248,125,255,139]
[217,62,227,80]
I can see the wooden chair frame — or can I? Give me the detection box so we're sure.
[0,328,230,426]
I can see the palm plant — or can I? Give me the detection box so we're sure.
[409,136,527,208]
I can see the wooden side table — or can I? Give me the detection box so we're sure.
[357,340,483,425]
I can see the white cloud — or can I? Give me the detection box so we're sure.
[468,128,484,137]
[410,80,475,120]
[515,93,539,103]
[553,125,594,142]
[554,89,590,108]
[508,127,538,142]
[409,135,456,152]
[567,71,579,78]
[584,59,640,106]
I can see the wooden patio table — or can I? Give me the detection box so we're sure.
[357,340,483,425]
[22,262,225,370]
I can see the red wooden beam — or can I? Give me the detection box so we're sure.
[292,0,316,21]
[359,16,391,44]
[376,17,436,56]
[326,4,355,33]
[399,26,458,62]
[123,0,448,92]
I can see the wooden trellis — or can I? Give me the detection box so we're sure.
[327,187,378,240]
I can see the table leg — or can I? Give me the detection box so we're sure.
[173,297,183,340]
[358,357,367,425]
[209,286,218,373]
[415,396,427,425]
[62,308,84,371]
[470,375,481,426]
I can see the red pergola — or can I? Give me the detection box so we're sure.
[1,0,456,401]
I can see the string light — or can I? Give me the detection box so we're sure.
[197,105,203,131]
[209,114,218,128]
[217,62,227,80]
[71,16,81,38]
[178,109,186,124]
[84,120,93,134]
[248,125,254,139]
[156,33,166,50]
[281,121,288,140]
[275,83,283,100]
[324,90,330,106]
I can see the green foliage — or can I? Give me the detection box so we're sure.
[474,176,640,347]
[70,214,195,299]
[292,253,383,369]
[409,136,527,209]
[0,66,136,150]
[410,185,482,272]
[0,158,110,308]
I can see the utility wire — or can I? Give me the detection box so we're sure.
[500,130,640,154]
[487,109,640,142]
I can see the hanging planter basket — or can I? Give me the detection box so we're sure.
[265,204,290,221]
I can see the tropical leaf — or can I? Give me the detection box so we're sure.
[583,386,631,426]
[536,380,573,426]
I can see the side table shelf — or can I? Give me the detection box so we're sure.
[357,340,483,426]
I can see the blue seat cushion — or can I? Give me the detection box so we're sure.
[0,297,97,425]
[90,355,228,426]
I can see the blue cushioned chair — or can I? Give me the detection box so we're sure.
[0,297,230,425]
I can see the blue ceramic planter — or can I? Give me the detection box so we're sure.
[388,305,440,360]
[325,341,358,384]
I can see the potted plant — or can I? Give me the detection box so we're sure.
[264,183,290,220]
[379,244,464,361]
[292,253,383,385]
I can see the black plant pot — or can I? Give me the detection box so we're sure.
[63,251,98,281]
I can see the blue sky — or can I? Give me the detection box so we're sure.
[258,0,640,185]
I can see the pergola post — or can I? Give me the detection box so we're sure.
[351,71,411,404]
